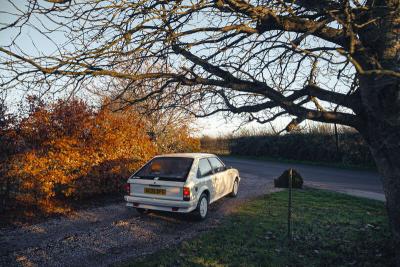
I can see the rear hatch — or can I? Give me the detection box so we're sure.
[128,178,185,201]
[127,157,193,201]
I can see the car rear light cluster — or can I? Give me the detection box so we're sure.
[183,187,190,201]
[124,183,130,195]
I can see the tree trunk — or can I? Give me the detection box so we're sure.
[357,2,400,261]
[365,124,400,266]
[359,74,400,265]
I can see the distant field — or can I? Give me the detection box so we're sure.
[126,189,394,267]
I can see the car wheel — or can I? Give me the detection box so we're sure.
[194,193,208,221]
[136,208,146,214]
[230,179,239,197]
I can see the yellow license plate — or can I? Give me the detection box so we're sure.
[144,188,166,195]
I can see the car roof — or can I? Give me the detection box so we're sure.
[154,153,217,159]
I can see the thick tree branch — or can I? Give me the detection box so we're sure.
[215,0,348,47]
[172,44,360,127]
[305,84,361,113]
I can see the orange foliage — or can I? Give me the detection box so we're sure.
[1,97,200,213]
[158,125,201,153]
[6,99,156,205]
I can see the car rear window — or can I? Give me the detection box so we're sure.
[134,157,194,181]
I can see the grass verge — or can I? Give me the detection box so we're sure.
[125,189,394,267]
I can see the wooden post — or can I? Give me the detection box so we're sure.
[334,123,340,155]
[288,168,293,242]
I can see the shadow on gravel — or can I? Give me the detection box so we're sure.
[0,194,124,229]
[141,210,198,222]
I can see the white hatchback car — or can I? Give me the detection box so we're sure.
[124,153,240,220]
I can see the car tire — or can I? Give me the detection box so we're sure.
[230,179,239,197]
[136,208,146,214]
[193,193,208,221]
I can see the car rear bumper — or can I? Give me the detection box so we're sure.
[124,195,197,213]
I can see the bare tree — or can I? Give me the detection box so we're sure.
[0,0,399,261]
[98,67,198,153]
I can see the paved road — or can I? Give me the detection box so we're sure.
[0,158,384,267]
[223,157,384,198]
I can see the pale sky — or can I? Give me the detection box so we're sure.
[1,1,344,138]
[0,1,291,137]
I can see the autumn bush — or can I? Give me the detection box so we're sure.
[0,102,20,211]
[152,124,201,154]
[0,97,200,214]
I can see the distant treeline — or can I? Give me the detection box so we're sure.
[201,128,375,168]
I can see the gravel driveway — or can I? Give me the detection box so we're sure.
[1,157,383,267]
[0,170,276,267]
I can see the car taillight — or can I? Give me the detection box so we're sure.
[124,183,130,195]
[183,187,190,201]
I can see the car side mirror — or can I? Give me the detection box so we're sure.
[221,166,229,171]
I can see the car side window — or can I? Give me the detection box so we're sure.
[197,158,213,178]
[208,157,225,173]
